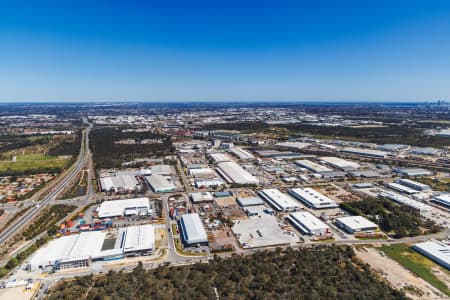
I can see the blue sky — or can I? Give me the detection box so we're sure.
[1,0,450,102]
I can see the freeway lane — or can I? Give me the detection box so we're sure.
[0,125,91,245]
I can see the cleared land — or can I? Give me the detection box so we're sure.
[380,244,450,297]
[355,246,444,299]
[0,154,69,173]
[0,133,80,175]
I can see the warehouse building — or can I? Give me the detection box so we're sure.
[378,144,410,152]
[433,194,450,208]
[28,224,156,271]
[29,231,105,271]
[397,178,431,191]
[289,188,338,209]
[229,147,255,160]
[150,164,173,175]
[341,147,388,158]
[190,192,214,203]
[295,160,332,173]
[276,141,311,151]
[237,196,265,207]
[349,170,382,178]
[288,211,330,236]
[216,161,259,185]
[335,216,378,233]
[144,174,177,192]
[97,197,150,218]
[379,191,432,214]
[319,156,360,171]
[209,152,233,163]
[320,171,347,179]
[194,178,224,189]
[386,182,419,195]
[411,147,441,156]
[394,168,433,177]
[179,213,208,246]
[121,224,155,256]
[99,173,141,193]
[255,150,315,159]
[413,240,450,270]
[188,167,215,177]
[258,188,301,212]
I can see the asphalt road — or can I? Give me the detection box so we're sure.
[0,125,91,245]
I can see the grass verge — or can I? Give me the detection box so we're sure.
[381,244,450,297]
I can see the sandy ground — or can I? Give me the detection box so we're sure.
[210,227,238,251]
[0,282,39,300]
[214,197,236,207]
[355,247,446,300]
[431,266,450,291]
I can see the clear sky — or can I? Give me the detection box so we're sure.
[1,0,450,102]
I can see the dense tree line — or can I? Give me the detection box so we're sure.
[0,167,64,177]
[89,127,175,169]
[203,122,450,147]
[340,198,442,238]
[47,131,82,156]
[0,135,51,153]
[48,246,405,300]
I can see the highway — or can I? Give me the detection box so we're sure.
[0,124,91,245]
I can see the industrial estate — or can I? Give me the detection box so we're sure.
[0,102,450,299]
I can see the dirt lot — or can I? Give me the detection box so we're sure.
[0,282,39,300]
[214,196,236,207]
[355,246,446,299]
[316,183,359,203]
[237,189,255,198]
[209,226,238,252]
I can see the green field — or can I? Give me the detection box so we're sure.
[0,154,69,172]
[381,244,450,297]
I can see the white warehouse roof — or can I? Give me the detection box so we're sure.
[180,213,208,245]
[145,174,177,192]
[188,167,214,177]
[386,182,419,195]
[99,173,139,192]
[397,179,430,191]
[289,211,329,235]
[289,188,338,209]
[379,190,432,214]
[209,152,233,163]
[229,147,255,160]
[295,160,332,173]
[150,164,173,175]
[29,224,156,270]
[319,156,360,170]
[341,147,388,158]
[258,189,301,212]
[276,141,311,150]
[433,194,450,208]
[29,231,106,270]
[190,192,214,203]
[97,197,150,218]
[122,224,155,253]
[216,161,259,185]
[336,216,378,232]
[413,240,450,270]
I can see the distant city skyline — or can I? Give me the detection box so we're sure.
[1,1,450,102]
